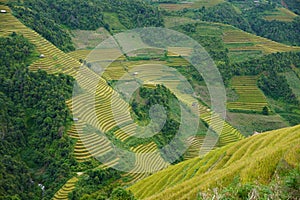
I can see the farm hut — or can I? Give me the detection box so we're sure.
[133,72,139,75]
[0,10,7,13]
[253,131,261,136]
[73,118,79,122]
[39,54,45,58]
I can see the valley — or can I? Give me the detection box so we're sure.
[0,0,300,199]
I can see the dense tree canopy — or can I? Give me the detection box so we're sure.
[0,34,76,199]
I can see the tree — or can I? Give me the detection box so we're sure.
[262,106,269,115]
[111,187,135,200]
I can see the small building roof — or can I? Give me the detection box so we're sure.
[0,10,7,13]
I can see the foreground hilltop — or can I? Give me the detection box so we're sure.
[129,125,300,199]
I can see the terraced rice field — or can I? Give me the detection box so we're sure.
[2,9,244,190]
[67,50,91,62]
[159,0,224,10]
[71,27,110,49]
[0,6,80,77]
[167,47,193,57]
[67,123,113,163]
[159,3,193,11]
[227,76,268,112]
[129,125,300,200]
[0,8,170,178]
[263,7,298,22]
[125,142,170,183]
[191,0,224,8]
[184,136,206,159]
[67,64,178,177]
[223,28,300,55]
[69,91,132,134]
[164,16,197,28]
[52,177,78,200]
[132,64,244,156]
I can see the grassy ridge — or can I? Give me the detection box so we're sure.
[129,125,300,199]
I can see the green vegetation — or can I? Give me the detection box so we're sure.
[201,2,251,31]
[172,23,230,64]
[226,112,288,136]
[165,1,300,46]
[9,0,163,51]
[282,0,300,15]
[128,85,184,163]
[0,33,76,199]
[219,51,300,84]
[0,6,80,76]
[168,20,299,64]
[250,17,300,46]
[284,70,300,102]
[258,71,299,105]
[68,168,134,200]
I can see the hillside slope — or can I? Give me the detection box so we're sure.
[129,125,300,199]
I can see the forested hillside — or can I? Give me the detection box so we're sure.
[9,0,163,51]
[0,34,75,199]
